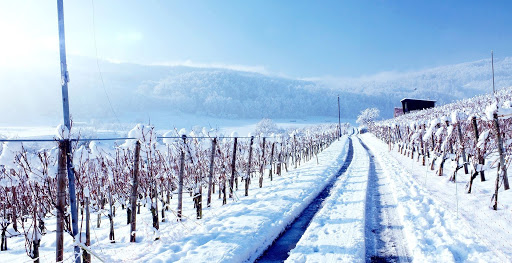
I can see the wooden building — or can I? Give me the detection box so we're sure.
[400,98,436,114]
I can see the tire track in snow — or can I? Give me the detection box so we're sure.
[256,137,354,263]
[361,139,411,263]
[361,134,508,262]
[284,137,371,262]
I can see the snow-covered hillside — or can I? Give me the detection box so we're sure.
[1,56,512,125]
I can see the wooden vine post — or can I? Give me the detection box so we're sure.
[130,141,141,242]
[245,136,254,196]
[222,163,227,205]
[406,126,410,157]
[31,207,40,263]
[492,112,510,210]
[230,137,238,198]
[269,142,275,181]
[388,126,392,151]
[207,138,217,208]
[472,117,486,181]
[56,140,66,261]
[83,196,91,263]
[108,185,115,243]
[177,135,186,221]
[294,135,298,168]
[259,137,266,188]
[456,121,469,174]
[468,117,481,193]
[421,124,426,165]
[277,150,282,176]
[1,204,8,251]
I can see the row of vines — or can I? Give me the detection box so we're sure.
[370,87,512,212]
[0,123,347,262]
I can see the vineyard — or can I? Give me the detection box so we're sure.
[370,86,512,210]
[0,122,348,262]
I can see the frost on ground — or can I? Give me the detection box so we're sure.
[3,137,349,263]
[361,134,511,262]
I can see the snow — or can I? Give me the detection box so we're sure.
[477,130,490,149]
[362,141,410,261]
[162,130,176,145]
[498,100,512,119]
[2,128,511,262]
[2,136,349,263]
[55,124,70,140]
[136,137,349,263]
[0,141,23,170]
[485,103,498,120]
[286,138,368,262]
[361,134,511,262]
[482,99,512,120]
[435,126,444,138]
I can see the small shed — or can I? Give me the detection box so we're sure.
[401,98,436,114]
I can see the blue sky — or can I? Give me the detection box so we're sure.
[1,0,512,77]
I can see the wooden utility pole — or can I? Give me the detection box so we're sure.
[56,1,80,261]
[338,95,341,138]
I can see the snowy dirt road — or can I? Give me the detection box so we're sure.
[256,138,354,262]
[361,139,411,262]
[284,137,411,263]
[361,134,510,262]
[262,134,510,263]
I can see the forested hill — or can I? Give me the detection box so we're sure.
[2,56,512,124]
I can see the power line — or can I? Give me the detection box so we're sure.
[91,0,121,125]
[0,135,323,143]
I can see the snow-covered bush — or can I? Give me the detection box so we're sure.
[356,108,380,126]
[254,119,285,136]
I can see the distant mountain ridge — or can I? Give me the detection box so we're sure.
[322,57,512,101]
[1,56,511,125]
[129,57,512,120]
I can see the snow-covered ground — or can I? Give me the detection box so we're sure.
[3,137,349,262]
[284,134,510,262]
[3,132,511,262]
[362,138,410,262]
[362,134,512,262]
[0,116,347,140]
[285,137,368,263]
